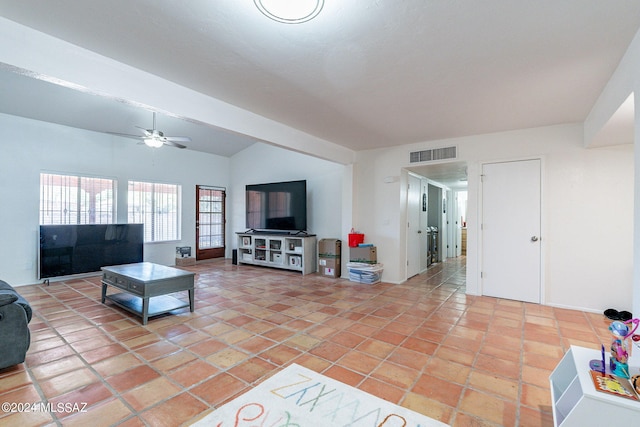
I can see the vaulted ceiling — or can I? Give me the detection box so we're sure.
[1,1,639,178]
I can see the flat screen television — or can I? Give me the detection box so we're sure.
[39,223,144,279]
[245,180,307,232]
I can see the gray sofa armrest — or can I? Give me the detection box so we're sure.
[0,281,32,322]
[0,292,18,307]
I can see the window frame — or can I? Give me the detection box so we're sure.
[39,172,116,225]
[127,180,182,243]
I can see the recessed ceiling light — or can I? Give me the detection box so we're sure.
[254,0,324,24]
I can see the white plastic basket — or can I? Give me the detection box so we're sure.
[347,263,383,284]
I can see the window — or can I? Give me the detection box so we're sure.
[128,181,181,242]
[40,173,115,225]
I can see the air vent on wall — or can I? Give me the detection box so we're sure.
[409,146,457,163]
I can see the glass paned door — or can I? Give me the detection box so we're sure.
[196,186,225,260]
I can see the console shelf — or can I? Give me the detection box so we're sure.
[237,233,317,275]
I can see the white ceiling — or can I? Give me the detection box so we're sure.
[1,0,639,187]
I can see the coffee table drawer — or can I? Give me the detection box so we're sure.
[128,281,144,295]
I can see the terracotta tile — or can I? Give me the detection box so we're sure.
[92,353,143,377]
[40,368,99,398]
[106,365,160,393]
[401,336,439,355]
[401,392,454,423]
[135,341,182,362]
[424,356,471,385]
[388,346,430,371]
[260,344,303,365]
[30,355,86,381]
[359,377,405,404]
[468,370,519,400]
[323,365,364,387]
[1,408,55,426]
[150,349,197,372]
[285,334,322,351]
[121,377,181,411]
[459,388,517,426]
[187,338,227,357]
[140,392,209,426]
[206,347,250,369]
[412,373,463,407]
[60,397,132,427]
[228,357,278,383]
[518,404,554,427]
[49,381,114,409]
[309,341,349,362]
[191,373,247,406]
[69,335,115,353]
[356,339,396,359]
[81,343,129,364]
[338,351,382,375]
[474,353,521,380]
[521,383,552,408]
[371,361,420,389]
[435,345,476,366]
[169,360,219,387]
[290,354,332,372]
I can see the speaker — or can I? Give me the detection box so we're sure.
[232,249,238,265]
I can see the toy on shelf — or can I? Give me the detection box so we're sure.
[609,318,639,379]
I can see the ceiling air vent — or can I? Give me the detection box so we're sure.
[409,146,457,163]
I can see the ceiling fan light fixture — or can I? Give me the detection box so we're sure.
[144,138,164,148]
[254,0,324,24]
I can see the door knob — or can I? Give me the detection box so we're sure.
[531,236,539,242]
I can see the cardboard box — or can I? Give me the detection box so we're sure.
[175,257,196,267]
[318,238,341,257]
[349,246,377,264]
[319,257,341,277]
[318,239,341,278]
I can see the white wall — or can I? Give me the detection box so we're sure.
[229,142,346,261]
[354,123,634,312]
[0,113,230,286]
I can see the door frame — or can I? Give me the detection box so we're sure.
[478,156,546,303]
[196,185,226,260]
[407,173,422,278]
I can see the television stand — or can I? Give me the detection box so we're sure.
[236,232,317,275]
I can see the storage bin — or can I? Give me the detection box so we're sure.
[347,262,383,284]
[348,231,364,247]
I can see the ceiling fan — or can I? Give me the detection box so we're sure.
[108,112,191,149]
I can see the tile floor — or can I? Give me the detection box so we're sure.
[0,257,612,426]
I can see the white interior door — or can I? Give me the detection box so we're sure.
[482,159,541,303]
[407,174,421,277]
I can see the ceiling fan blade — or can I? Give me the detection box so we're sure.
[106,131,144,140]
[164,136,191,142]
[135,126,152,136]
[163,140,187,149]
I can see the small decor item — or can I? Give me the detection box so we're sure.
[609,318,640,378]
[590,370,639,400]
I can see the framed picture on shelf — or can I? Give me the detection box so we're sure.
[242,237,251,246]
